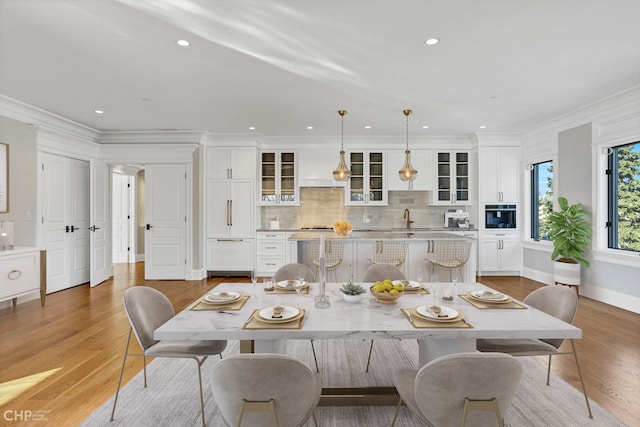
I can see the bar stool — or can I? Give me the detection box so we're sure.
[425,240,472,282]
[310,241,344,283]
[368,241,407,268]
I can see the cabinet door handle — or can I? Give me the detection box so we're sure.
[229,168,233,179]
[8,269,21,280]
[229,200,233,227]
[226,200,230,226]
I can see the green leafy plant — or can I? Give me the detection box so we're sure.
[548,197,591,267]
[340,282,367,296]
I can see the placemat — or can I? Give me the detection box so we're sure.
[243,308,306,330]
[458,293,527,309]
[404,287,430,294]
[191,294,250,311]
[401,308,473,329]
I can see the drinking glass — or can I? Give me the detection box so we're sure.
[250,271,258,296]
[451,269,459,295]
[294,277,304,307]
[416,268,424,290]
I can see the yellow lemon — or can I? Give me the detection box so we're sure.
[389,289,399,295]
[394,284,404,292]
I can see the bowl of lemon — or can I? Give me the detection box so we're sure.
[333,220,353,236]
[370,279,404,304]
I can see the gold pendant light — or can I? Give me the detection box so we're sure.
[399,109,418,181]
[332,109,351,181]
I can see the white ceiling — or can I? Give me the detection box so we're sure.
[1,0,639,138]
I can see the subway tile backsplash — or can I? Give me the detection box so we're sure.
[260,188,463,230]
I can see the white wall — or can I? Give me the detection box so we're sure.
[0,116,38,246]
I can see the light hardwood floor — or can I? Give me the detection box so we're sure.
[0,264,638,426]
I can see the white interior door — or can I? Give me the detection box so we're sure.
[89,159,111,287]
[69,159,90,286]
[41,153,90,293]
[144,164,186,280]
[112,174,131,263]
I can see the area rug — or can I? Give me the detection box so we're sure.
[82,339,627,426]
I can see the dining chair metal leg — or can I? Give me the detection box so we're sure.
[365,340,374,373]
[390,397,402,427]
[310,340,319,372]
[194,356,208,427]
[461,398,503,427]
[312,411,318,426]
[110,328,133,422]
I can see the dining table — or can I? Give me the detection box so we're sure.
[154,281,581,367]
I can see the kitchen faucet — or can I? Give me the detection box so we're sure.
[403,208,414,229]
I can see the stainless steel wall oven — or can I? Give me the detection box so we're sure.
[484,204,517,229]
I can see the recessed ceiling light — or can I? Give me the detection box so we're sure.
[425,38,440,45]
[94,109,104,114]
[306,126,314,130]
[176,39,191,47]
[364,125,371,129]
[479,125,487,129]
[248,126,255,130]
[422,125,429,129]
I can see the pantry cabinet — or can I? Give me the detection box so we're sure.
[205,147,256,272]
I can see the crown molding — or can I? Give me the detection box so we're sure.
[97,130,207,145]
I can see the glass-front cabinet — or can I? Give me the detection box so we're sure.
[431,150,471,205]
[346,151,386,205]
[259,151,298,205]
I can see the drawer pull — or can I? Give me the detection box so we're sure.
[265,246,277,249]
[8,269,22,280]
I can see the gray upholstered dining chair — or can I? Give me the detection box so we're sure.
[272,263,315,283]
[272,263,319,372]
[362,263,406,372]
[210,353,321,427]
[476,285,593,418]
[391,352,523,427]
[110,286,227,427]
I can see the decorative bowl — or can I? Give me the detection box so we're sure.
[370,287,404,304]
[333,227,352,237]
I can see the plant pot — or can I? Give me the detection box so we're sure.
[342,293,363,303]
[553,260,580,285]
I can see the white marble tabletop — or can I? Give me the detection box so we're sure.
[155,282,581,362]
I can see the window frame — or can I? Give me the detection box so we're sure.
[530,160,554,241]
[606,141,639,253]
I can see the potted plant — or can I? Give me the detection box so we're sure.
[548,197,591,285]
[340,282,367,303]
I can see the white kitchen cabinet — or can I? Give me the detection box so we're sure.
[479,146,520,203]
[430,151,471,205]
[207,147,255,180]
[256,232,287,276]
[386,149,434,191]
[479,233,521,275]
[206,147,256,272]
[346,151,386,205]
[259,151,298,205]
[0,248,44,306]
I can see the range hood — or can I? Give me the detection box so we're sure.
[298,178,346,188]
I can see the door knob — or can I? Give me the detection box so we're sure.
[89,225,101,232]
[146,224,152,230]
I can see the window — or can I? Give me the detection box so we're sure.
[530,161,553,240]
[607,141,640,252]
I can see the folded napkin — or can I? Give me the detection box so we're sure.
[424,305,449,318]
[206,292,232,301]
[478,291,505,300]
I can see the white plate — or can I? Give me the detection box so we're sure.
[275,280,309,290]
[416,305,459,320]
[204,291,241,303]
[392,280,420,289]
[470,290,510,302]
[258,305,300,322]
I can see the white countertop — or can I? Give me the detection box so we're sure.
[287,231,477,240]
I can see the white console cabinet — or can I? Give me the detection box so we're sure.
[0,248,45,306]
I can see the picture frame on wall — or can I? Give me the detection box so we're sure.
[0,143,8,213]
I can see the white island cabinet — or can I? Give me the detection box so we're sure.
[0,248,45,307]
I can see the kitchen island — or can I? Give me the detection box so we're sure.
[288,230,477,283]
